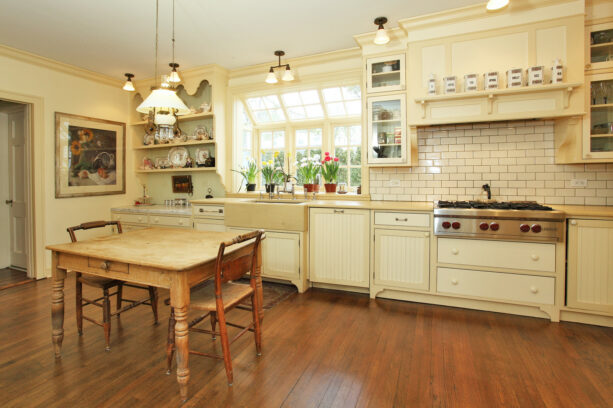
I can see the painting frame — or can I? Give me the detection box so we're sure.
[55,112,126,198]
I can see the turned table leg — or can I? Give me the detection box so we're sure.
[51,251,67,358]
[255,242,264,324]
[170,273,190,401]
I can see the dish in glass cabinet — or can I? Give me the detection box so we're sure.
[195,148,210,165]
[168,147,189,168]
[143,133,154,145]
[193,126,208,140]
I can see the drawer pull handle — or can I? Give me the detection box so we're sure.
[451,279,458,285]
[395,218,408,222]
[334,209,345,214]
[531,254,539,261]
[451,248,459,255]
[530,286,538,294]
[138,217,143,222]
[178,220,184,225]
[570,220,577,225]
[100,261,110,271]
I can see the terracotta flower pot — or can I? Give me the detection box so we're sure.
[324,183,337,193]
[246,183,256,192]
[303,183,314,192]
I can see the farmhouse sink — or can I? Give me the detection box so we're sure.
[225,200,308,232]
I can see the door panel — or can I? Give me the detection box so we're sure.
[8,109,27,269]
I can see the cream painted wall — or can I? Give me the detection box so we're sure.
[0,53,133,275]
[0,112,9,267]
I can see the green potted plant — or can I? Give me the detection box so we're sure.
[232,159,259,192]
[261,157,279,193]
[321,152,340,193]
[296,156,322,192]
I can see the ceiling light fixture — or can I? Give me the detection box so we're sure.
[486,0,509,11]
[167,0,181,84]
[373,17,390,45]
[122,73,135,91]
[137,0,189,126]
[265,50,294,84]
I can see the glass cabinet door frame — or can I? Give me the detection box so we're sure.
[367,94,407,165]
[366,54,406,94]
[583,70,613,160]
[586,21,613,72]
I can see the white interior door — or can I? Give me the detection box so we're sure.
[7,108,27,270]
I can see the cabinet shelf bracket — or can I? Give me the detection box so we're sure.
[419,100,426,119]
[563,86,574,109]
[487,94,495,114]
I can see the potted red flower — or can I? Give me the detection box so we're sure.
[321,152,340,193]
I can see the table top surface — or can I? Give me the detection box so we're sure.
[46,228,254,271]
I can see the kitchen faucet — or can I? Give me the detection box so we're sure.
[482,183,491,200]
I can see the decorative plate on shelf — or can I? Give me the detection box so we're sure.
[168,147,189,168]
[195,148,210,165]
[193,126,208,140]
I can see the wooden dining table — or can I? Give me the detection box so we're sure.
[46,227,264,401]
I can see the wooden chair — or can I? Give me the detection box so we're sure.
[67,221,158,351]
[166,230,264,386]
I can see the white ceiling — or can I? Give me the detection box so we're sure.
[0,0,483,80]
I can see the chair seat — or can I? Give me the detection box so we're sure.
[78,275,120,289]
[190,282,254,312]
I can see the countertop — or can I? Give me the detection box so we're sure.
[111,205,192,216]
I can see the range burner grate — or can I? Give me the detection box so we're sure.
[437,200,553,211]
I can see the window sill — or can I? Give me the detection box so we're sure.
[225,191,370,201]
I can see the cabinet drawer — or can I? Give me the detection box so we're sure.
[438,238,555,273]
[194,219,226,232]
[88,257,129,274]
[150,215,191,228]
[374,211,429,228]
[111,212,148,224]
[437,267,554,305]
[193,205,224,218]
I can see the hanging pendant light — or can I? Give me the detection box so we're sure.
[122,73,135,91]
[373,17,390,45]
[137,0,189,124]
[265,50,294,84]
[167,0,182,84]
[486,0,509,11]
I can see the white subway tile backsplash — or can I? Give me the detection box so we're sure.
[370,119,613,205]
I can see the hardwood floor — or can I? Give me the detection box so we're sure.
[0,267,33,290]
[1,274,612,408]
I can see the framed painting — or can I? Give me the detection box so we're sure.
[55,112,126,198]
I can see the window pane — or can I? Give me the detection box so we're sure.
[350,146,361,165]
[322,87,342,102]
[263,95,281,108]
[247,97,265,110]
[345,100,361,116]
[326,102,345,117]
[296,129,308,147]
[342,85,361,100]
[350,168,361,187]
[261,132,272,149]
[335,147,348,165]
[242,130,252,148]
[254,110,271,123]
[281,92,301,107]
[305,104,324,119]
[338,168,348,184]
[350,126,361,145]
[334,127,347,145]
[269,109,285,122]
[295,149,307,163]
[287,106,306,120]
[261,151,273,162]
[310,148,322,161]
[309,129,322,146]
[300,90,320,104]
[273,131,285,148]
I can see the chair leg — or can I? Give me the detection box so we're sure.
[166,307,176,375]
[251,293,262,356]
[103,288,111,351]
[216,307,233,386]
[210,311,217,340]
[116,283,123,315]
[148,286,159,324]
[75,275,83,336]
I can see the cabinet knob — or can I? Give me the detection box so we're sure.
[100,261,110,271]
[138,216,143,222]
[424,232,429,237]
[178,220,184,225]
[451,279,458,285]
[570,220,577,225]
[531,254,539,261]
[530,286,538,294]
[153,217,159,223]
[451,248,459,255]
[199,208,204,212]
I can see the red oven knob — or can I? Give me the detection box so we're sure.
[452,222,461,230]
[531,224,542,233]
[479,222,489,231]
[442,221,451,229]
[520,224,530,232]
[490,222,500,231]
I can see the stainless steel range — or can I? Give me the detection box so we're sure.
[434,201,565,242]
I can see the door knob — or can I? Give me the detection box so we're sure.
[5,200,13,205]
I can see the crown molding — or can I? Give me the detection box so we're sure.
[0,43,123,87]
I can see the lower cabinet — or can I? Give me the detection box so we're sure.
[309,208,370,288]
[373,228,430,291]
[121,223,148,232]
[194,218,226,232]
[567,219,613,314]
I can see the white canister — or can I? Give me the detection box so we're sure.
[484,72,499,90]
[506,68,523,88]
[464,73,478,92]
[527,66,544,86]
[428,74,437,95]
[551,59,563,83]
[443,76,457,94]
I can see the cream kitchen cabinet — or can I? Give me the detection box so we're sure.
[309,208,370,288]
[567,219,613,314]
[366,54,405,93]
[193,204,226,232]
[367,94,408,165]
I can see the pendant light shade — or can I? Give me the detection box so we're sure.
[265,50,294,84]
[373,17,390,45]
[486,0,509,11]
[122,73,135,91]
[168,63,181,83]
[282,66,294,82]
[136,88,190,115]
[265,67,278,84]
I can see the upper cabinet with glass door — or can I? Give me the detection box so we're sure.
[585,73,613,159]
[367,94,406,165]
[366,54,405,93]
[588,22,613,71]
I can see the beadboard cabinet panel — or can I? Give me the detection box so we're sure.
[309,208,370,287]
[567,219,613,313]
[374,229,429,291]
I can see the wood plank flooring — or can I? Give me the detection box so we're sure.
[0,267,33,290]
[1,274,612,408]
